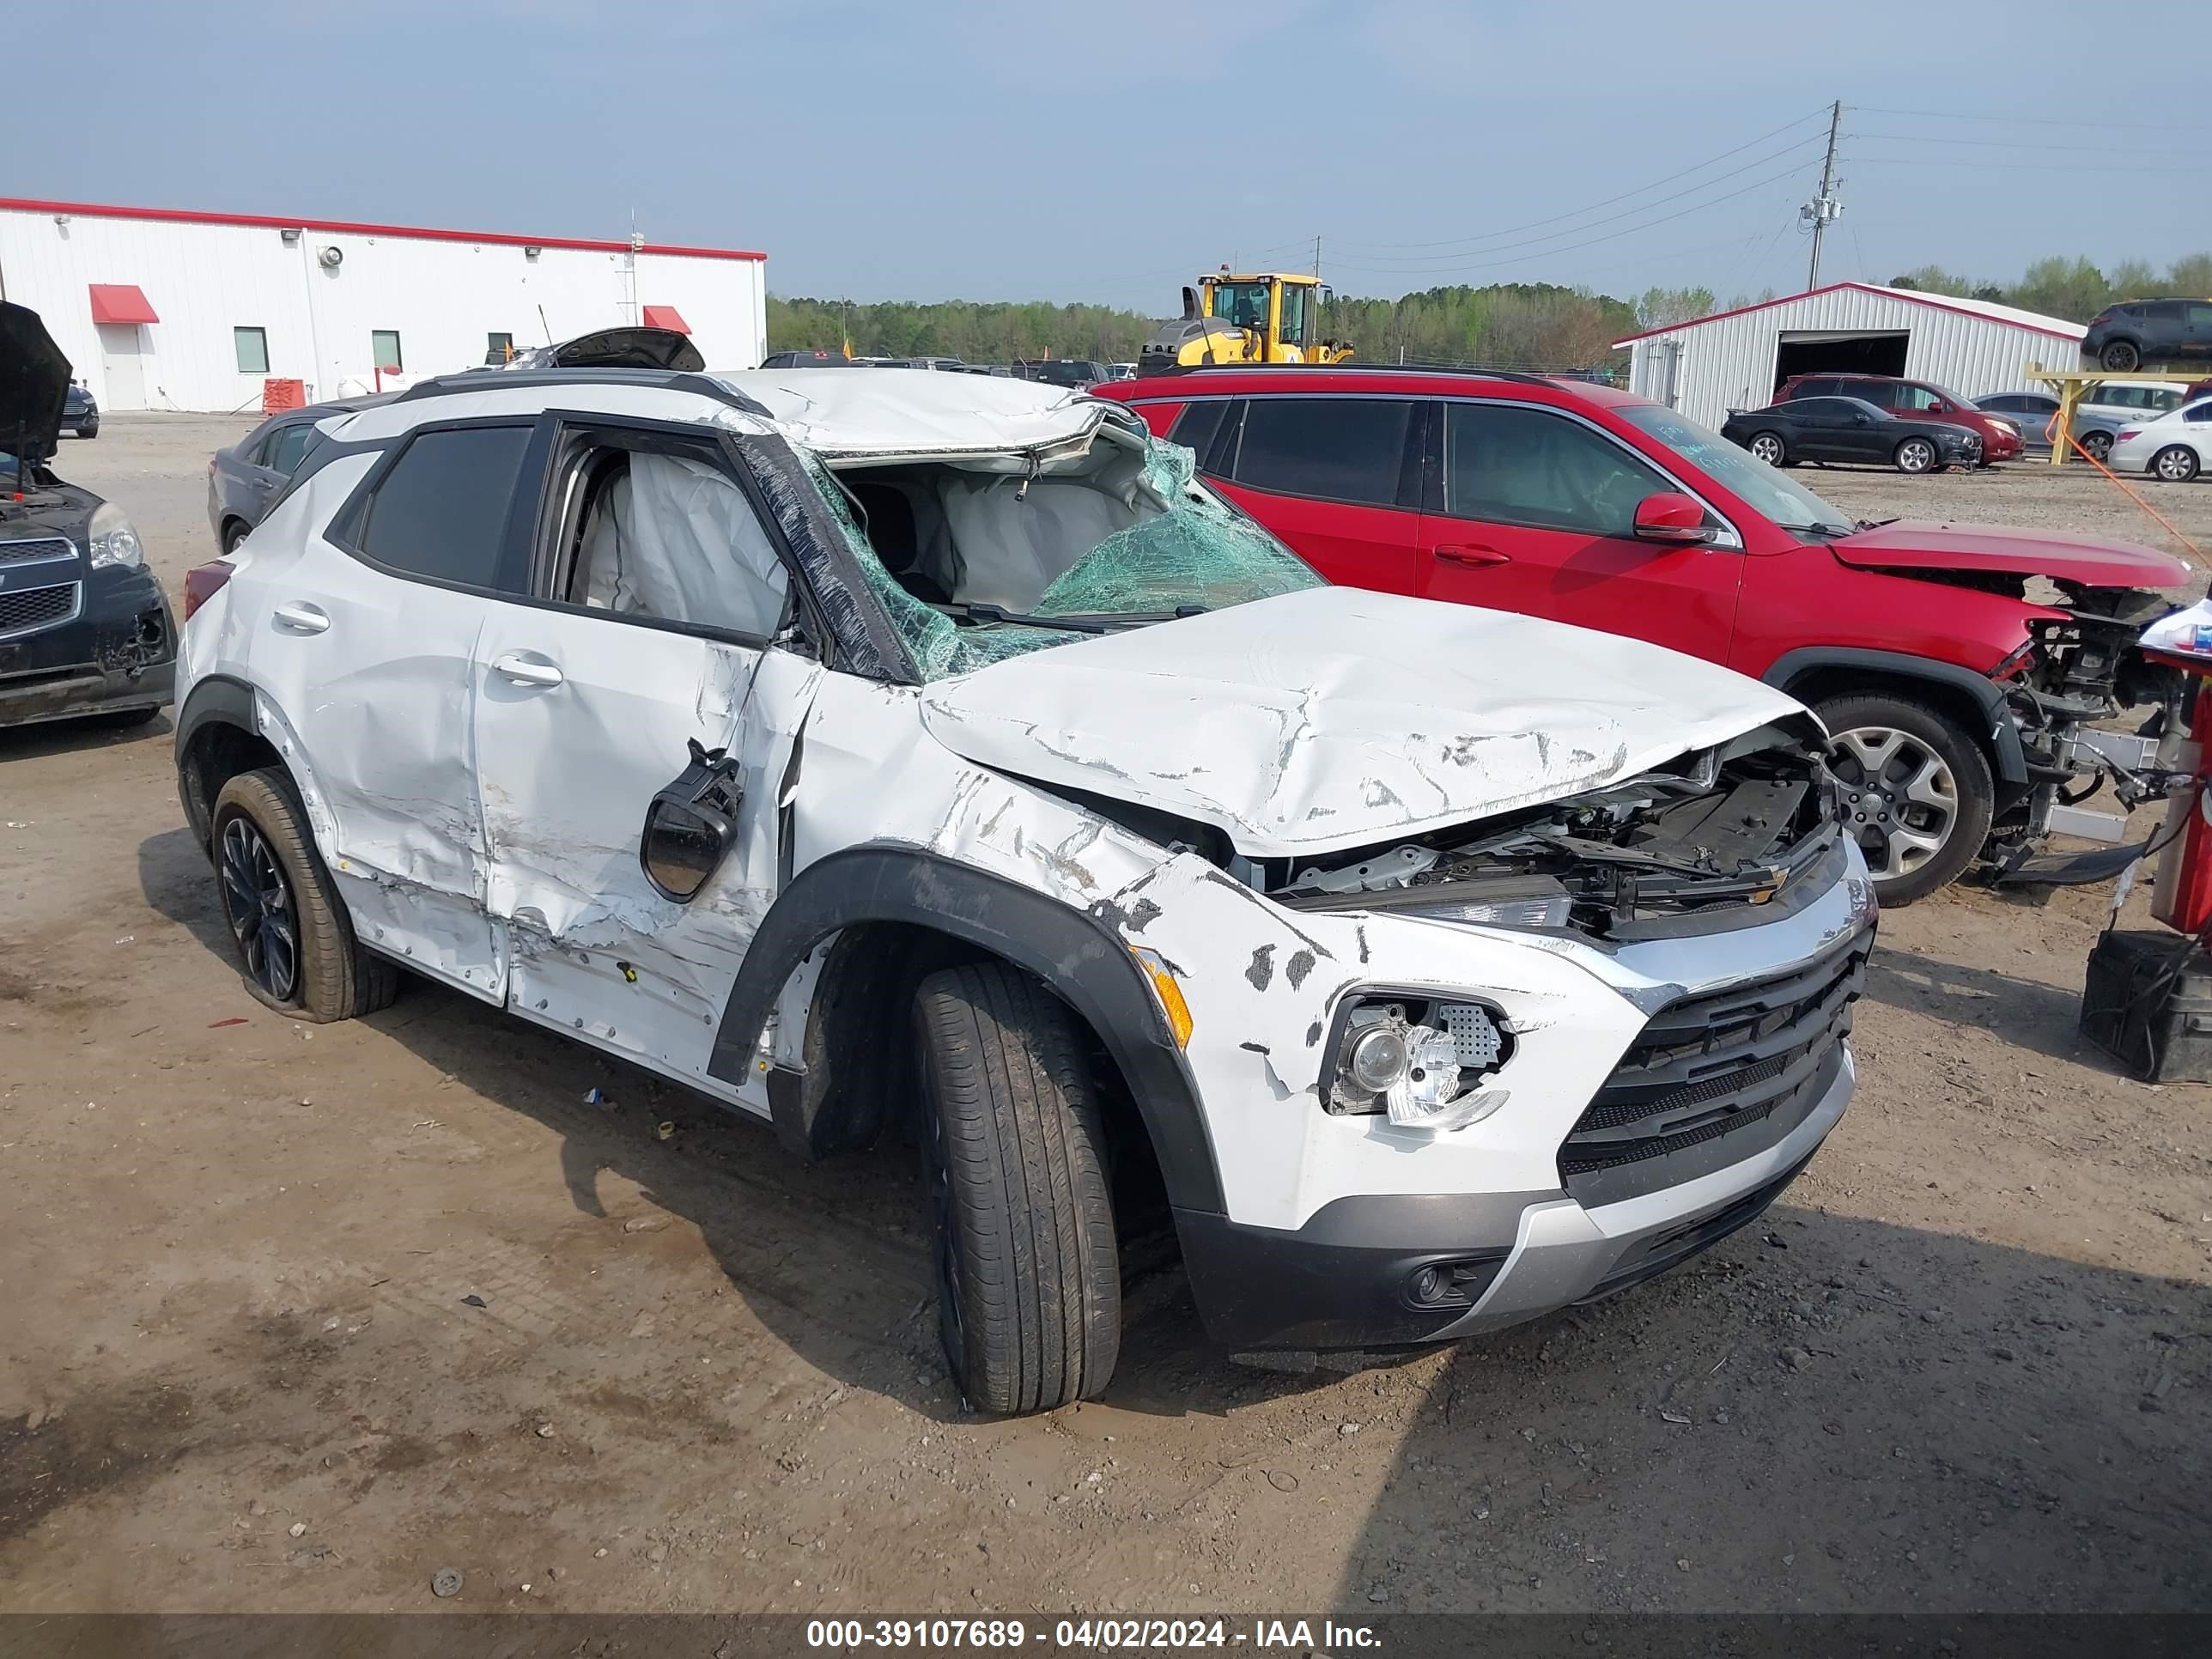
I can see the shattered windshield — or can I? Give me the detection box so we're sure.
[801,434,1322,681]
[1618,402,1853,537]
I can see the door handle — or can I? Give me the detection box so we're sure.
[271,600,330,634]
[1432,544,1511,567]
[491,651,564,689]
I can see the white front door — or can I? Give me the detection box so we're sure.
[471,608,821,1097]
[468,427,822,1098]
[97,323,147,410]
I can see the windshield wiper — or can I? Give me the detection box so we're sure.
[1853,517,1898,532]
[1779,521,1855,540]
[940,602,1109,635]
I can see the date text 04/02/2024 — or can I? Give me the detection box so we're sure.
[804,1619,1381,1650]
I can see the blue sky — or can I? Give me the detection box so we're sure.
[13,0,2208,310]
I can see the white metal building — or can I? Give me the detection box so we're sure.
[0,196,768,414]
[1615,283,2085,428]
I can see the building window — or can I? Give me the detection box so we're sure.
[486,331,514,364]
[234,326,270,374]
[372,330,404,372]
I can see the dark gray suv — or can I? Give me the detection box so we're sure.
[2082,300,2212,373]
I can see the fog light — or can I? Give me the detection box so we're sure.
[1348,1025,1410,1092]
[1409,1264,1448,1304]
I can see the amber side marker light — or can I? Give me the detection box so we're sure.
[1130,946,1193,1049]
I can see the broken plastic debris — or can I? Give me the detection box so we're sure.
[209,1017,248,1029]
[655,1121,676,1141]
[431,1567,462,1598]
[460,1294,488,1309]
[584,1087,608,1105]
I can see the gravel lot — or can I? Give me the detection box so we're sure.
[3,418,2209,1616]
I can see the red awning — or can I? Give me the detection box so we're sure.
[88,283,159,325]
[641,305,690,335]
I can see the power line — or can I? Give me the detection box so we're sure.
[1851,128,2172,154]
[1328,145,1826,272]
[1852,103,2212,135]
[1849,154,2208,176]
[1334,107,1831,255]
[1323,154,1826,280]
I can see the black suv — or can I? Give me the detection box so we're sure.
[2082,300,2212,373]
[0,303,177,730]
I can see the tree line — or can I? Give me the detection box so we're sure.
[767,252,2212,371]
[1886,252,2212,322]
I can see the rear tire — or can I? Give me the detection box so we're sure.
[2153,445,2201,483]
[1893,436,1938,474]
[221,519,251,555]
[1818,693,1995,905]
[1747,431,1787,466]
[912,960,1120,1415]
[2100,341,2142,372]
[210,768,400,1022]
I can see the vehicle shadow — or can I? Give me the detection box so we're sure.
[0,708,171,764]
[1328,1207,2212,1614]
[1859,943,2106,1068]
[136,823,231,957]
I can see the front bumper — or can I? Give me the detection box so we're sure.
[0,566,177,727]
[1174,1049,1852,1352]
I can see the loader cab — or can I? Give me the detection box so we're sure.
[1201,272,1332,361]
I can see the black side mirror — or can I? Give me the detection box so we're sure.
[641,738,744,902]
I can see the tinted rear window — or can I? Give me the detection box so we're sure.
[1229,398,1414,507]
[357,424,532,589]
[1168,402,1230,466]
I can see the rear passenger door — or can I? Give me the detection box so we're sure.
[248,420,532,1000]
[2184,303,2212,361]
[469,417,823,1102]
[1416,399,1742,662]
[1194,396,1423,593]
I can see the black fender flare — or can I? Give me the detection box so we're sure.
[1762,646,2028,788]
[706,845,1224,1215]
[172,673,264,845]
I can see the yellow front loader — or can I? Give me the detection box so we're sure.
[1137,270,1353,374]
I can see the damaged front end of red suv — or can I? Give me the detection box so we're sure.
[1829,523,2195,882]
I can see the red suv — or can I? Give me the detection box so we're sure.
[1096,368,2187,902]
[1778,373,2024,464]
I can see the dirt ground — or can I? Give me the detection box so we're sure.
[3,417,2210,1617]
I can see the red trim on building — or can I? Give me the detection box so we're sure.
[3,197,765,264]
[88,283,159,325]
[1610,281,2081,345]
[640,305,690,334]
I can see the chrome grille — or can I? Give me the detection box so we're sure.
[0,537,77,567]
[0,580,82,639]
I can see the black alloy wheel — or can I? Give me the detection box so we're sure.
[220,815,300,1002]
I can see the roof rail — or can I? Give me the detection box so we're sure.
[394,368,773,420]
[1164,362,1585,387]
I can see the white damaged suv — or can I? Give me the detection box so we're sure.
[174,367,1875,1413]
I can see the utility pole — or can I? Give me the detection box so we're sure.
[1802,100,1843,290]
[1312,234,1322,280]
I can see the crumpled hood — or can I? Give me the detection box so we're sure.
[917,586,1808,859]
[0,302,70,460]
[1832,520,2191,588]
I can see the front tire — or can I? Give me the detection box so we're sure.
[2153,445,2201,483]
[2081,429,2113,464]
[912,961,1120,1414]
[210,768,399,1021]
[1894,436,1939,474]
[2100,341,2141,372]
[75,422,99,440]
[1747,431,1787,466]
[1818,694,1995,905]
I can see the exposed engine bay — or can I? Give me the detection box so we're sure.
[1987,580,2190,884]
[1273,720,1841,944]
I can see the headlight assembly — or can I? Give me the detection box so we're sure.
[87,501,144,569]
[1326,992,1513,1133]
